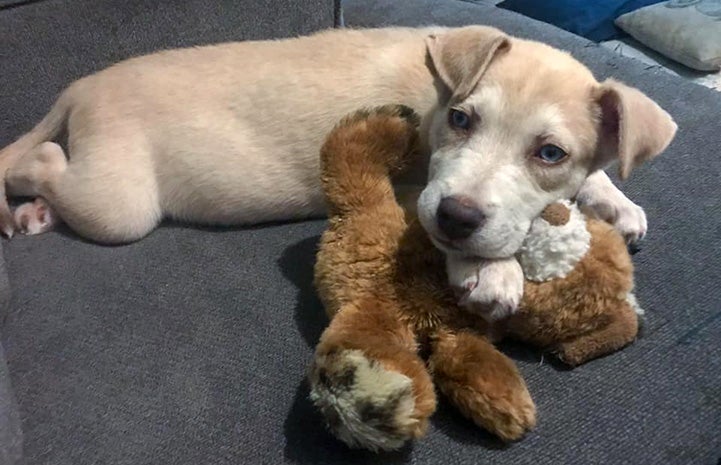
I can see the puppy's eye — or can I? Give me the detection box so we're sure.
[448,109,471,130]
[536,144,567,164]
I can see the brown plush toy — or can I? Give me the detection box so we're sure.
[309,105,641,451]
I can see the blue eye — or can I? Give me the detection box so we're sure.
[449,109,471,130]
[537,144,567,164]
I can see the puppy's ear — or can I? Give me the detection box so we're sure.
[426,26,511,100]
[594,79,677,179]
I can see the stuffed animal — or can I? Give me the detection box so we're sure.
[308,105,642,451]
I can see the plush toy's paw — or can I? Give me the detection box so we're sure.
[326,104,421,174]
[430,331,536,441]
[447,256,524,321]
[482,383,537,441]
[441,362,537,441]
[309,349,427,451]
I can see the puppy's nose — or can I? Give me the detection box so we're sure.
[437,196,485,240]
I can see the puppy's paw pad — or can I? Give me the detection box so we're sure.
[13,198,57,236]
[309,349,420,451]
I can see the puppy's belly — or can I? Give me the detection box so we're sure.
[162,179,327,225]
[153,133,327,225]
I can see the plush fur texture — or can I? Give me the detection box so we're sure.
[309,106,640,451]
[518,200,591,282]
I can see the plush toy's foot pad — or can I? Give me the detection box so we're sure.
[13,198,59,236]
[309,349,421,451]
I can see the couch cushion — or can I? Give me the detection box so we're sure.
[615,2,721,71]
[2,1,720,465]
[496,0,664,42]
[0,238,21,464]
[0,216,22,463]
[3,222,336,465]
[0,342,22,465]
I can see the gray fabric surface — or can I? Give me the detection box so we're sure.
[0,0,719,464]
[0,342,22,465]
[0,243,21,465]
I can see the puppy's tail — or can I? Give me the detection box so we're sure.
[319,104,420,215]
[0,84,75,237]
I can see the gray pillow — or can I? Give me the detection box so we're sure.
[616,1,721,71]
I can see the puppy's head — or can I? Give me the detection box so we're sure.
[418,26,677,259]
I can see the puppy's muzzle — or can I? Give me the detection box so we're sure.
[436,196,485,240]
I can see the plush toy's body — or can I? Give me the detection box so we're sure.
[309,106,641,451]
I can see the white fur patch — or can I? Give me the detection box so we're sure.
[626,292,645,316]
[517,201,591,282]
[465,84,504,113]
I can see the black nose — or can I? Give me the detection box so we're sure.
[436,196,485,240]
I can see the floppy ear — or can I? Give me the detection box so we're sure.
[594,79,677,179]
[426,26,511,100]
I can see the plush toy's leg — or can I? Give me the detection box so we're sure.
[554,301,639,366]
[428,329,536,441]
[308,298,436,451]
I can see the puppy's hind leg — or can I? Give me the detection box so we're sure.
[13,198,59,236]
[6,142,65,236]
[6,140,161,244]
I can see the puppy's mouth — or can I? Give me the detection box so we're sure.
[429,234,463,253]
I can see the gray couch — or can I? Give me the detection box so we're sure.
[1,0,719,464]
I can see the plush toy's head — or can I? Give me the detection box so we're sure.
[518,201,591,282]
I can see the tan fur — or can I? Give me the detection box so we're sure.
[310,106,640,451]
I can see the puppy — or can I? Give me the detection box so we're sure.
[0,26,675,303]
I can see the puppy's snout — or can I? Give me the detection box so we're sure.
[437,196,485,240]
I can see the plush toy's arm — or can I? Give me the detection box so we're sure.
[428,327,535,440]
[446,255,524,322]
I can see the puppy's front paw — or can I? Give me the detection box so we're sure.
[612,201,647,245]
[447,256,524,321]
[309,349,426,451]
[577,172,647,244]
